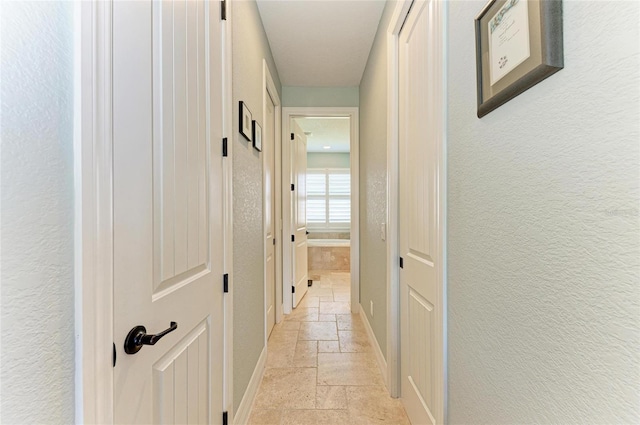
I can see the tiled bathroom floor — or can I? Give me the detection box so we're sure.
[247,270,410,425]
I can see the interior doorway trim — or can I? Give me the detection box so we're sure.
[262,59,283,344]
[281,107,360,315]
[385,0,413,400]
[74,2,114,422]
[222,1,234,420]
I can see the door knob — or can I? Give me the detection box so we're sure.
[124,322,178,354]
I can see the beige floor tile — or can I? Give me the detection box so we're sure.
[298,321,338,341]
[293,340,318,367]
[267,328,306,367]
[266,345,295,368]
[268,329,299,347]
[299,296,320,308]
[307,287,334,297]
[249,271,409,425]
[318,314,336,322]
[286,307,319,322]
[281,409,351,425]
[333,293,350,302]
[276,320,302,331]
[317,353,383,386]
[318,340,340,353]
[346,386,410,425]
[315,386,347,410]
[319,295,334,302]
[247,409,282,425]
[332,287,350,294]
[253,368,317,410]
[338,330,372,353]
[336,314,365,331]
[330,273,350,285]
[319,301,351,315]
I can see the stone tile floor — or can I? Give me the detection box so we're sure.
[247,271,410,425]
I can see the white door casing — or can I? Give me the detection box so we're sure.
[280,108,359,315]
[291,120,309,307]
[398,0,446,424]
[265,94,276,337]
[262,59,283,342]
[112,1,224,423]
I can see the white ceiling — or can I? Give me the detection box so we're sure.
[295,117,351,152]
[256,0,386,86]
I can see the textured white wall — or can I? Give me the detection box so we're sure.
[447,1,640,423]
[283,86,359,107]
[0,2,76,423]
[358,0,397,361]
[231,0,282,414]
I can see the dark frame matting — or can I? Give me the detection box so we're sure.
[239,101,252,141]
[475,0,563,118]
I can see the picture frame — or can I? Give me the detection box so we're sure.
[475,0,563,118]
[239,101,252,141]
[252,120,262,152]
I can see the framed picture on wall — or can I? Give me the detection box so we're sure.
[252,120,262,152]
[239,101,252,141]
[475,0,564,118]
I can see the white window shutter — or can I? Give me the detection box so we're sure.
[306,168,350,231]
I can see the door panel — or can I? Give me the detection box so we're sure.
[399,0,442,424]
[153,0,209,295]
[292,121,308,307]
[113,1,224,423]
[265,96,276,336]
[154,321,209,425]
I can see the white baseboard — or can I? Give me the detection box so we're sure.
[233,345,267,425]
[359,305,388,386]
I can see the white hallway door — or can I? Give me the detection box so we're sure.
[113,1,225,423]
[265,94,276,337]
[291,121,309,307]
[399,0,444,424]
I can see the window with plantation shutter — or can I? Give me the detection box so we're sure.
[307,168,350,231]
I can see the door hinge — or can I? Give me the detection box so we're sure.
[291,132,294,140]
[292,285,296,293]
[399,257,404,269]
[222,137,228,157]
[291,183,295,191]
[222,411,228,425]
[221,0,227,20]
[223,273,229,293]
[113,342,116,367]
[273,238,276,246]
[291,235,295,242]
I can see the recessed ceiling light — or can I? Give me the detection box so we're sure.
[323,146,331,150]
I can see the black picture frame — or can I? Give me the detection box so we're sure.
[252,120,262,152]
[239,101,252,141]
[475,0,563,118]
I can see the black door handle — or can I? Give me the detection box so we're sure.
[124,322,178,354]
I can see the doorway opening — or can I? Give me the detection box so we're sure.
[298,116,352,308]
[282,107,360,317]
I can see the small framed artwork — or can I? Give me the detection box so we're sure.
[239,101,252,141]
[252,120,262,152]
[475,0,563,118]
